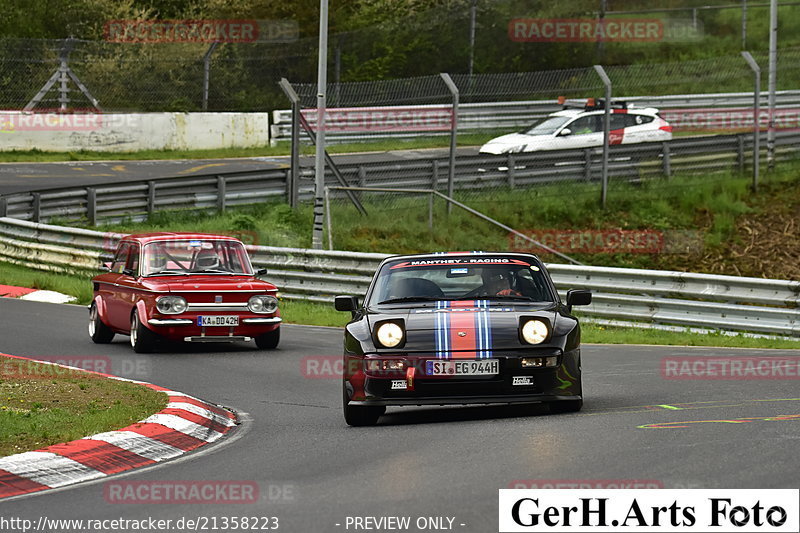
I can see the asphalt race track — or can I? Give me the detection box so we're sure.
[1,298,799,532]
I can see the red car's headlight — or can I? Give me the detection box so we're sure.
[248,295,278,314]
[156,295,188,314]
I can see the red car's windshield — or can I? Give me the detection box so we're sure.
[142,240,253,276]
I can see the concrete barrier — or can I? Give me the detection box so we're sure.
[0,112,270,152]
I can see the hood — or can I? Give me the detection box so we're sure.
[141,276,276,293]
[368,301,558,353]
[479,132,545,154]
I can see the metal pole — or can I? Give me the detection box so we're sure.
[594,65,611,208]
[596,0,606,61]
[324,187,333,250]
[312,0,329,249]
[202,42,218,111]
[741,0,748,49]
[468,0,477,78]
[742,51,761,192]
[440,73,459,215]
[278,78,301,208]
[766,0,777,171]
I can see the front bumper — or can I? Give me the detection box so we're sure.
[145,314,281,341]
[344,349,582,405]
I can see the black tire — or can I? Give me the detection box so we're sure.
[255,327,280,349]
[88,303,115,344]
[549,399,583,414]
[130,312,157,353]
[342,385,385,427]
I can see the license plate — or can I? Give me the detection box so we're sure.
[197,315,239,327]
[426,359,499,376]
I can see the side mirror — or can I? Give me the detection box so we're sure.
[566,289,592,307]
[122,268,134,277]
[100,263,111,272]
[334,295,359,312]
[557,128,572,137]
[256,268,268,277]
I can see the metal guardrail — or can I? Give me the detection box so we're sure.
[3,130,800,226]
[270,90,800,143]
[1,217,798,337]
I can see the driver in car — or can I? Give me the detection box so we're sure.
[481,270,521,297]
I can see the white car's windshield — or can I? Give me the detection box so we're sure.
[369,257,555,305]
[520,115,572,135]
[142,240,253,276]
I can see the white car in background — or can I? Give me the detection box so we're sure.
[479,99,673,155]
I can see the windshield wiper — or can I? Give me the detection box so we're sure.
[191,269,235,274]
[378,296,443,304]
[145,270,189,276]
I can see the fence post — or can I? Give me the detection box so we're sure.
[737,135,745,174]
[217,176,226,213]
[279,78,301,209]
[661,142,671,179]
[147,181,156,215]
[32,193,41,223]
[431,160,439,191]
[583,148,592,182]
[87,188,97,226]
[0,196,7,218]
[202,42,219,111]
[440,73,459,214]
[741,51,761,192]
[594,65,612,208]
[507,154,516,188]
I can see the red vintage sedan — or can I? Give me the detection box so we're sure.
[89,233,281,352]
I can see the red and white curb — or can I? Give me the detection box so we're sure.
[0,353,237,499]
[0,284,76,304]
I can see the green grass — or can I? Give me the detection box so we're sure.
[581,323,800,350]
[88,163,800,275]
[0,357,167,457]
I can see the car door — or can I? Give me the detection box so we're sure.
[105,242,139,330]
[114,242,142,331]
[556,114,604,149]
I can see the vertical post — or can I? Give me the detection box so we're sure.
[737,135,745,173]
[334,38,341,107]
[508,153,516,188]
[312,0,330,249]
[431,160,439,191]
[741,0,747,50]
[440,73,459,214]
[583,148,592,182]
[279,78,301,209]
[217,175,226,213]
[742,51,761,191]
[0,196,7,218]
[428,193,433,231]
[202,42,219,111]
[324,187,333,250]
[766,0,777,171]
[468,0,477,78]
[594,65,612,208]
[32,193,41,223]
[662,142,672,179]
[147,181,156,215]
[87,188,97,226]
[596,0,606,61]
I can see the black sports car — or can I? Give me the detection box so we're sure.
[335,252,592,426]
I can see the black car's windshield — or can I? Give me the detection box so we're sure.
[520,115,572,135]
[369,256,555,306]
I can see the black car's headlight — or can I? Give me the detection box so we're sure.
[156,295,188,314]
[248,295,278,314]
[521,319,549,345]
[375,321,405,348]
